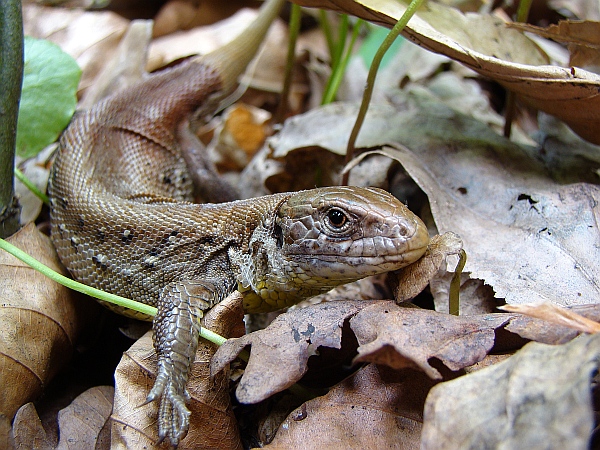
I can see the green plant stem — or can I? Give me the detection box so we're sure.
[449,249,467,316]
[321,19,363,105]
[275,2,302,123]
[504,0,533,138]
[341,0,424,185]
[318,9,336,60]
[14,167,50,205]
[0,0,23,238]
[0,236,157,316]
[0,236,230,346]
[516,0,533,22]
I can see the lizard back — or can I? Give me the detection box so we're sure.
[48,60,289,317]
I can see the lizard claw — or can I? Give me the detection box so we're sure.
[147,362,192,446]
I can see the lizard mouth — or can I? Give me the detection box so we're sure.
[289,238,429,278]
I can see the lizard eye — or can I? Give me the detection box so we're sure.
[326,208,348,228]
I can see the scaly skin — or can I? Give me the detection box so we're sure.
[47,0,429,445]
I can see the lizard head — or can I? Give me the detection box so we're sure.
[275,186,429,277]
[238,187,429,312]
[238,186,429,313]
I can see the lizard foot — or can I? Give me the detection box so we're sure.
[146,361,192,446]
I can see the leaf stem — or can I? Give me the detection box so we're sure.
[342,0,424,185]
[0,236,158,316]
[449,249,466,316]
[275,2,302,123]
[321,19,363,105]
[14,167,50,206]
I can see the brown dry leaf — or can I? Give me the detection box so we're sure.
[266,364,432,449]
[211,300,376,404]
[421,333,600,449]
[79,20,152,109]
[549,0,600,21]
[212,300,511,407]
[504,304,600,345]
[509,20,600,72]
[15,144,56,225]
[377,135,600,307]
[153,0,249,37]
[56,386,113,449]
[12,402,53,449]
[430,275,499,315]
[351,302,512,378]
[112,293,245,449]
[500,302,600,334]
[148,7,287,83]
[207,103,272,172]
[22,4,129,95]
[390,232,462,303]
[292,0,600,144]
[0,224,95,421]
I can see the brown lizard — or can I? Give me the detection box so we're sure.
[48,0,430,445]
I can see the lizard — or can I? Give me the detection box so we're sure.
[47,0,430,445]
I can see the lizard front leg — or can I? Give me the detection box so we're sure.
[146,279,224,446]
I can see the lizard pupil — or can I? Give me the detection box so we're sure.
[328,209,347,227]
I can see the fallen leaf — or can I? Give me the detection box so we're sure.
[152,0,250,37]
[500,302,600,334]
[22,4,129,95]
[430,274,499,315]
[79,20,152,109]
[112,293,245,449]
[389,232,462,303]
[211,301,376,404]
[56,386,113,449]
[291,0,600,144]
[421,333,600,449]
[208,103,272,172]
[350,302,512,378]
[11,403,53,449]
[0,224,96,420]
[266,364,432,449]
[509,20,600,72]
[504,304,600,345]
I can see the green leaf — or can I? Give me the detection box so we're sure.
[16,37,81,158]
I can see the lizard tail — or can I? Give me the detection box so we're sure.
[199,0,286,92]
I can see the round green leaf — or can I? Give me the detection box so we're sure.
[16,37,81,158]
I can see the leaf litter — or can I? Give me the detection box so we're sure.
[12,0,600,448]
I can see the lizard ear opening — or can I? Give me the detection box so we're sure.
[273,222,283,249]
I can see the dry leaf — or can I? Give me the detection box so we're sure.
[211,300,376,404]
[421,333,600,449]
[22,4,129,95]
[0,224,96,420]
[504,304,600,345]
[152,0,249,37]
[390,232,462,303]
[430,275,498,315]
[11,402,53,449]
[79,20,152,109]
[56,386,113,449]
[212,299,511,410]
[207,103,272,172]
[266,364,432,449]
[112,293,245,449]
[500,302,600,334]
[292,0,600,144]
[351,302,511,378]
[509,20,600,72]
